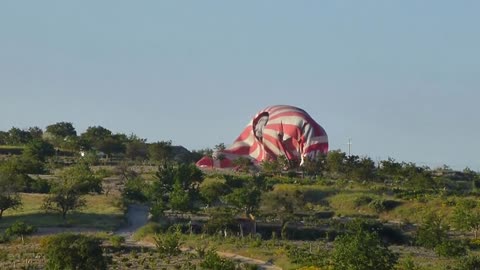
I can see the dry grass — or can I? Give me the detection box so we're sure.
[1,193,124,230]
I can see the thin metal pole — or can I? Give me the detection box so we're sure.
[348,138,352,156]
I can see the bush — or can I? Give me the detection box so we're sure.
[42,233,108,270]
[353,195,373,207]
[5,221,37,242]
[200,249,236,270]
[339,219,407,245]
[415,212,448,249]
[369,198,387,213]
[453,255,480,270]
[153,231,182,258]
[286,244,328,267]
[109,235,125,248]
[29,177,51,193]
[0,233,10,243]
[332,220,398,270]
[434,240,468,258]
[396,255,422,270]
[203,207,236,234]
[354,196,400,213]
[133,222,167,240]
[122,177,149,203]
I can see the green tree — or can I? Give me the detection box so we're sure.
[95,133,127,156]
[28,126,44,140]
[223,187,261,217]
[200,180,229,207]
[222,175,267,234]
[57,162,102,194]
[0,171,22,219]
[203,207,236,234]
[23,139,55,162]
[415,211,449,249]
[350,156,376,182]
[6,127,32,145]
[232,157,253,172]
[0,131,8,144]
[261,189,304,239]
[148,141,173,164]
[43,185,86,220]
[148,164,204,215]
[326,150,347,177]
[331,220,398,270]
[191,148,213,163]
[452,199,480,238]
[260,159,282,176]
[378,158,403,182]
[45,122,77,138]
[302,154,326,177]
[0,156,45,192]
[169,179,191,213]
[42,233,107,270]
[43,163,99,220]
[122,176,149,203]
[213,143,226,161]
[79,125,112,150]
[0,194,21,219]
[406,172,438,192]
[125,136,148,161]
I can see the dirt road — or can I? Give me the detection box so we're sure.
[115,203,149,240]
[35,204,282,270]
[117,204,282,269]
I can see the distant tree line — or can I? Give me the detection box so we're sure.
[0,122,200,164]
[259,149,479,193]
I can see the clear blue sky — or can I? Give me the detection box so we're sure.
[1,1,479,170]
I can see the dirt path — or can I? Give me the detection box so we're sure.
[34,204,282,270]
[118,204,282,269]
[131,240,282,270]
[115,203,149,241]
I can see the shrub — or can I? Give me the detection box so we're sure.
[396,255,422,270]
[0,233,10,243]
[200,249,236,270]
[133,222,167,240]
[28,177,51,193]
[415,212,448,249]
[357,197,400,213]
[122,177,149,203]
[331,220,398,270]
[339,219,407,245]
[153,231,182,258]
[5,221,37,243]
[109,235,125,248]
[42,233,107,270]
[369,198,387,213]
[286,244,328,267]
[434,240,467,258]
[453,255,480,270]
[353,195,373,207]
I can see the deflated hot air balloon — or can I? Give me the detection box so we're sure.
[196,105,328,168]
